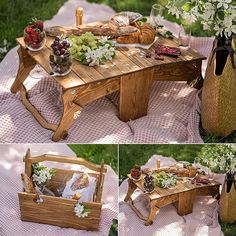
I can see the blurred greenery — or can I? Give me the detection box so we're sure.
[109,219,118,236]
[119,144,206,181]
[88,0,214,37]
[67,144,118,173]
[0,0,67,61]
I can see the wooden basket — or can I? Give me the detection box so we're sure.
[18,149,107,231]
[201,38,236,136]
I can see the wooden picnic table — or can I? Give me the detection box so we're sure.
[11,27,206,141]
[124,173,220,226]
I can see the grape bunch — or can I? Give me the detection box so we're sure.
[130,165,141,180]
[49,36,72,75]
[51,36,70,57]
[144,174,155,193]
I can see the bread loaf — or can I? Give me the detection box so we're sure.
[116,23,156,45]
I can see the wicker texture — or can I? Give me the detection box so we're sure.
[202,38,236,136]
[219,179,236,223]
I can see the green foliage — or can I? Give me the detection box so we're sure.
[119,144,205,181]
[0,0,67,61]
[221,222,236,236]
[67,144,118,173]
[88,0,214,37]
[197,144,236,173]
[109,219,118,236]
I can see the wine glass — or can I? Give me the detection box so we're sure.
[29,65,48,80]
[178,25,191,49]
[150,4,164,28]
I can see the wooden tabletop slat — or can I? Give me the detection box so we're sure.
[45,37,98,84]
[17,29,206,90]
[118,47,154,68]
[128,174,220,201]
[16,37,87,89]
[111,50,141,73]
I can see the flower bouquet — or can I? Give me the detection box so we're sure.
[69,32,116,66]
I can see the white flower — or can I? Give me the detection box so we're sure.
[32,169,53,186]
[217,0,232,9]
[99,36,109,45]
[167,5,180,19]
[74,203,90,218]
[214,24,224,36]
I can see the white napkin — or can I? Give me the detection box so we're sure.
[62,173,97,203]
[113,37,158,50]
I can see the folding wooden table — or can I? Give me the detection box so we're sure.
[11,30,206,141]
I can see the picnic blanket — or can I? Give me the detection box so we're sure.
[119,155,225,236]
[0,144,118,236]
[0,0,214,143]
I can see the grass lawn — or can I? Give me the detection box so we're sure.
[119,144,236,236]
[0,0,67,60]
[67,144,118,236]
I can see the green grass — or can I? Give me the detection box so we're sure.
[67,144,118,236]
[0,0,67,60]
[67,144,118,173]
[119,144,236,236]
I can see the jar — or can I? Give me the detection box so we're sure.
[49,53,72,76]
[24,28,46,51]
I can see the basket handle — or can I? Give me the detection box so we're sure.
[23,148,107,177]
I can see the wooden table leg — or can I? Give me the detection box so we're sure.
[145,199,160,226]
[52,90,82,142]
[11,46,36,93]
[124,178,137,202]
[119,67,154,122]
[176,189,196,216]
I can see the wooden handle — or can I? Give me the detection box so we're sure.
[23,149,107,177]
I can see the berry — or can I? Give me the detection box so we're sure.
[31,42,40,49]
[55,50,60,56]
[60,48,66,54]
[24,35,31,44]
[35,20,44,31]
[53,40,59,46]
[55,36,60,42]
[31,30,39,42]
[25,27,33,34]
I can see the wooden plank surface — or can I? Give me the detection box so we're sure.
[128,174,220,201]
[16,37,85,90]
[16,32,205,91]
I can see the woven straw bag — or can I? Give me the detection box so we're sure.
[219,174,236,223]
[201,37,236,136]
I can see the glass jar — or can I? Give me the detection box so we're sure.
[24,28,46,51]
[49,53,72,76]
